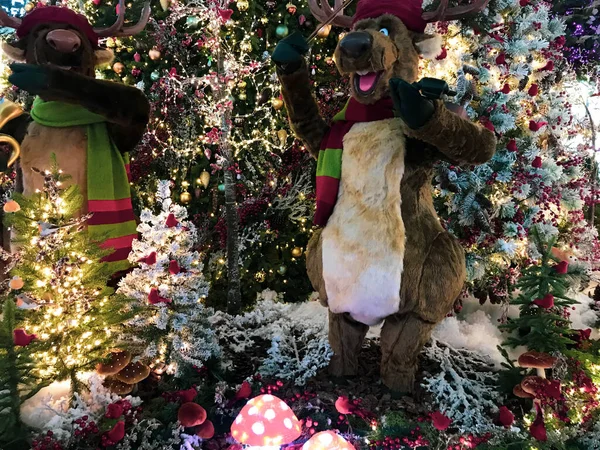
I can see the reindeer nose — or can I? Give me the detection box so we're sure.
[339,32,373,59]
[46,29,82,53]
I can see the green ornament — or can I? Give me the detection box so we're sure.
[275,24,289,37]
[151,71,160,81]
[278,265,287,275]
[218,184,225,192]
[186,16,200,28]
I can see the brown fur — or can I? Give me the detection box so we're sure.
[279,15,497,393]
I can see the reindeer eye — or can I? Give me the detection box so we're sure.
[379,28,389,36]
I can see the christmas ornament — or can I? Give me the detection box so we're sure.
[533,294,554,309]
[528,84,539,96]
[180,191,192,204]
[148,287,172,305]
[151,71,160,81]
[238,92,247,101]
[218,184,225,192]
[277,129,288,144]
[139,252,157,265]
[133,52,141,62]
[106,421,126,444]
[148,48,161,60]
[255,270,266,282]
[25,2,35,12]
[276,24,289,37]
[237,80,247,89]
[196,420,215,439]
[199,171,210,188]
[507,139,518,152]
[497,406,514,428]
[316,24,332,38]
[291,247,303,258]
[112,62,125,74]
[235,380,252,399]
[186,16,201,28]
[13,328,37,346]
[169,260,181,275]
[278,265,287,275]
[271,97,284,110]
[166,213,179,227]
[335,396,355,414]
[106,37,116,48]
[532,156,543,168]
[554,261,569,274]
[160,0,170,11]
[237,0,249,11]
[9,276,24,290]
[287,2,297,14]
[3,199,20,213]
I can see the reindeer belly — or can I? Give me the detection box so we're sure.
[20,123,88,207]
[321,119,406,326]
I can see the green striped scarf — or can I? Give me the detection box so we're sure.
[31,98,137,273]
[314,96,396,226]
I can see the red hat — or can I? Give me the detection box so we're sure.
[353,0,427,33]
[17,6,99,48]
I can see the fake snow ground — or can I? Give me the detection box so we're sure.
[19,291,599,431]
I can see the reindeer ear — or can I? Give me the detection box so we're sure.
[2,42,26,62]
[94,48,114,66]
[412,33,443,60]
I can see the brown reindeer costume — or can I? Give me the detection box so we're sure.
[272,0,497,393]
[0,1,150,271]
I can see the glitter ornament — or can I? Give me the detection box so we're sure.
[112,62,125,74]
[237,0,249,11]
[148,48,161,60]
[291,247,303,258]
[180,191,192,204]
[276,24,289,37]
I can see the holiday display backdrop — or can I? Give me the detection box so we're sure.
[0,0,600,449]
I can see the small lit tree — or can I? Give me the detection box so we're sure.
[3,158,134,398]
[117,180,219,376]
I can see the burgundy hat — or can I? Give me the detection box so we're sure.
[352,0,427,33]
[17,6,99,48]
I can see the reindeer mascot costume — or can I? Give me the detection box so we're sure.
[0,1,150,271]
[272,0,497,393]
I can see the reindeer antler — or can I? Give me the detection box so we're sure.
[308,0,354,28]
[422,0,490,22]
[93,0,150,37]
[0,8,22,29]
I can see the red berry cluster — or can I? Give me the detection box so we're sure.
[31,431,63,450]
[73,415,99,438]
[369,429,429,449]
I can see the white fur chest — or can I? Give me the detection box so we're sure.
[321,118,406,326]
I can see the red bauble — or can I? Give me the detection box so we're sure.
[498,406,514,427]
[532,156,543,168]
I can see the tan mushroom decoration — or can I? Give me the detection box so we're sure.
[97,351,151,395]
[517,351,557,379]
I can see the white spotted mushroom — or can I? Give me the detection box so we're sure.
[230,394,301,448]
[302,430,356,450]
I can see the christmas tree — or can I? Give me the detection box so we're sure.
[116,180,220,377]
[2,159,134,398]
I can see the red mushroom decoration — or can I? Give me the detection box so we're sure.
[178,402,207,427]
[302,431,356,450]
[231,394,301,448]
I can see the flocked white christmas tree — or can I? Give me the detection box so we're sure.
[117,180,220,376]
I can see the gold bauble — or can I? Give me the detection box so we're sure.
[199,171,210,188]
[271,98,284,110]
[112,62,125,74]
[238,92,247,101]
[316,24,332,38]
[277,129,288,144]
[237,0,249,11]
[291,247,303,258]
[9,276,24,290]
[159,0,170,11]
[180,191,192,204]
[3,200,20,213]
[255,270,266,283]
[238,80,247,89]
[148,48,161,60]
[24,2,34,12]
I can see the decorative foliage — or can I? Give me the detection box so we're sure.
[117,181,219,376]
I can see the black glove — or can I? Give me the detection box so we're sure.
[271,31,309,74]
[389,78,435,129]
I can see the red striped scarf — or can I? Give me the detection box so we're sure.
[314,97,396,226]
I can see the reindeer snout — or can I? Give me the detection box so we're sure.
[46,29,81,53]
[339,32,373,59]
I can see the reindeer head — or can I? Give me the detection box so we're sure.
[309,0,489,104]
[0,0,150,77]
